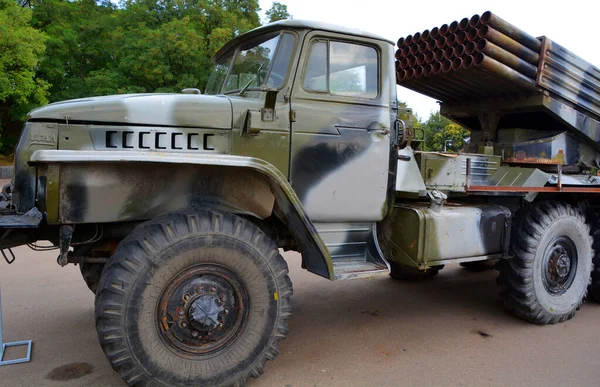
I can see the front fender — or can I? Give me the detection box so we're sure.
[30,150,333,279]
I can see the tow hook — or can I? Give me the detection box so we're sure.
[57,225,73,267]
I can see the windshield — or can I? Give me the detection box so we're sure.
[205,56,232,95]
[205,32,295,95]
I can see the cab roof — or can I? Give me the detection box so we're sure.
[213,19,394,61]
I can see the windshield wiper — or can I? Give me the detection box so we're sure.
[236,62,267,96]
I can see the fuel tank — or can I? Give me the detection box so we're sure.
[383,203,511,268]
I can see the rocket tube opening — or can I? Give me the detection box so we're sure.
[469,14,480,27]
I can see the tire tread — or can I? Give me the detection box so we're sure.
[95,209,292,386]
[497,201,591,324]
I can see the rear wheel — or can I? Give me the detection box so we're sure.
[388,261,444,281]
[497,202,592,324]
[587,213,600,302]
[95,210,292,386]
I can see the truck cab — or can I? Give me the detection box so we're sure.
[206,20,397,224]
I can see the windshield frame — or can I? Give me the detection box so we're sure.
[208,30,298,96]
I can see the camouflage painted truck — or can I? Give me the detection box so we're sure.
[2,10,600,386]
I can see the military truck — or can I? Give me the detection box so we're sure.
[2,11,600,386]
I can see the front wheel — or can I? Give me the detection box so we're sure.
[497,202,592,324]
[95,210,292,386]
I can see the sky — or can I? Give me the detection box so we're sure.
[258,0,600,120]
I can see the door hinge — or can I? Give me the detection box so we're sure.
[289,110,296,122]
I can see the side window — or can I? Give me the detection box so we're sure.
[304,41,327,92]
[303,40,379,99]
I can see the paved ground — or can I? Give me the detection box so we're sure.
[1,247,599,386]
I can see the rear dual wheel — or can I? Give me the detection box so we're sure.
[95,210,292,386]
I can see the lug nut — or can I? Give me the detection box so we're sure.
[181,322,187,328]
[178,309,185,316]
[183,294,191,301]
[210,286,217,293]
[191,330,199,337]
[224,308,229,315]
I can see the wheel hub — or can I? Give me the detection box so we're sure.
[156,264,248,355]
[555,255,571,278]
[543,236,578,295]
[188,295,223,330]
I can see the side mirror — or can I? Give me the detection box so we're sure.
[395,119,408,149]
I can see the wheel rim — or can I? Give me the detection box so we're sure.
[157,264,249,356]
[542,236,578,295]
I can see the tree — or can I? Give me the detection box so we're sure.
[265,1,291,23]
[30,0,119,102]
[420,111,470,152]
[0,0,48,148]
[27,0,263,101]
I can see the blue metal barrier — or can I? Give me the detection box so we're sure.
[0,285,32,366]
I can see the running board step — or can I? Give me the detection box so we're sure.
[314,221,389,280]
[332,260,388,280]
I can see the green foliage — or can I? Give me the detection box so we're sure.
[0,0,48,132]
[0,0,268,157]
[265,1,291,23]
[397,100,420,132]
[28,0,261,101]
[419,111,470,152]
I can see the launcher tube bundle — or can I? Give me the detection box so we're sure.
[396,11,600,122]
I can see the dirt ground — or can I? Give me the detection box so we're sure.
[0,247,599,386]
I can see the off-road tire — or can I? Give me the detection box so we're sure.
[587,214,600,302]
[497,201,592,324]
[79,262,104,294]
[459,260,498,272]
[388,261,444,281]
[95,209,293,386]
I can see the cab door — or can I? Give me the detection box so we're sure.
[228,31,299,178]
[289,32,393,222]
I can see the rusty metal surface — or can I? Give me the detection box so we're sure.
[396,10,542,103]
[397,10,600,162]
[477,39,537,78]
[156,264,248,357]
[480,10,541,52]
[498,131,591,166]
